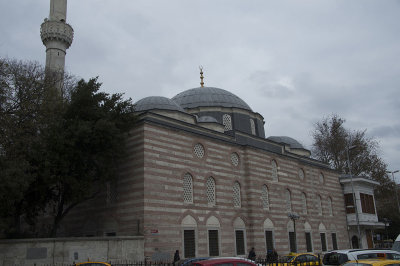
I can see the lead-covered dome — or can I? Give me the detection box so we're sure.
[171,87,252,111]
[267,136,305,149]
[134,96,185,112]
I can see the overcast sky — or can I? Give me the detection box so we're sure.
[1,0,400,180]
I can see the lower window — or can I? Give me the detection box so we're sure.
[184,230,196,258]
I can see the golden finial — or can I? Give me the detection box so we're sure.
[199,66,204,87]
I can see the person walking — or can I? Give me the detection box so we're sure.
[173,250,180,265]
[248,247,256,261]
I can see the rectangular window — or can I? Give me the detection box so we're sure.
[265,230,274,252]
[184,230,196,258]
[320,233,327,251]
[344,193,355,213]
[332,233,338,250]
[305,232,312,252]
[360,193,375,214]
[289,232,297,252]
[235,230,245,255]
[208,230,219,256]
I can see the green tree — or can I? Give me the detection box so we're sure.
[311,114,400,239]
[0,58,136,238]
[42,77,136,237]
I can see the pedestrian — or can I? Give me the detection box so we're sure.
[173,250,180,265]
[248,247,256,261]
[271,249,278,262]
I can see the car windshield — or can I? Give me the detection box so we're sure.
[323,252,349,265]
[342,263,372,266]
[280,256,295,262]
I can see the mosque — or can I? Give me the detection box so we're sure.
[32,0,384,262]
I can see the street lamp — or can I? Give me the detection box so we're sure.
[346,145,362,249]
[288,212,300,252]
[386,170,400,213]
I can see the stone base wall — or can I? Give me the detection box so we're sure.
[0,237,144,266]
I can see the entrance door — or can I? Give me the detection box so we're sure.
[366,230,373,248]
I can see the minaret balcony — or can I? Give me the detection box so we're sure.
[40,19,74,48]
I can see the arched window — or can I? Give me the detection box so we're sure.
[328,196,333,216]
[262,185,270,210]
[206,177,216,206]
[319,173,325,184]
[286,189,292,212]
[317,195,322,215]
[298,168,305,180]
[231,152,239,166]
[233,182,241,207]
[194,143,205,158]
[222,114,232,131]
[301,192,307,215]
[183,173,193,203]
[250,119,256,135]
[271,160,278,181]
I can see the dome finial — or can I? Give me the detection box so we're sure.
[199,66,204,87]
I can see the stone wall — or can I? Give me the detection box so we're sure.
[0,236,144,266]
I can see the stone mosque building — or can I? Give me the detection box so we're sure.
[18,0,384,262]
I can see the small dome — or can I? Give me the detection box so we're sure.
[198,116,218,123]
[172,87,252,111]
[134,96,185,112]
[267,136,305,149]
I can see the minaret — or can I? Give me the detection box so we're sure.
[40,0,73,86]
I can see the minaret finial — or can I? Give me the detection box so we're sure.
[199,66,204,87]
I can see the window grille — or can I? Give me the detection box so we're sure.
[235,230,245,255]
[183,173,193,203]
[328,197,333,216]
[298,169,305,180]
[286,189,292,212]
[222,114,232,131]
[184,230,196,258]
[233,182,241,207]
[250,119,256,135]
[317,195,322,215]
[302,192,307,215]
[206,177,216,206]
[262,185,270,210]
[231,152,239,166]
[289,231,297,252]
[320,233,327,251]
[208,230,219,256]
[332,233,338,250]
[194,143,205,158]
[319,173,325,183]
[305,232,313,252]
[265,230,274,251]
[271,160,278,181]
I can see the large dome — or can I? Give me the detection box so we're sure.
[171,87,252,111]
[134,96,185,112]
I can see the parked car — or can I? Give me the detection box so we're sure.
[75,262,111,266]
[278,253,321,266]
[192,258,257,266]
[392,234,400,253]
[323,249,400,266]
[342,259,400,266]
[175,257,210,266]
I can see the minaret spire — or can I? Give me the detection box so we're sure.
[199,66,204,87]
[41,0,74,91]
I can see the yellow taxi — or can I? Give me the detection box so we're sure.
[342,259,400,266]
[278,253,321,266]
